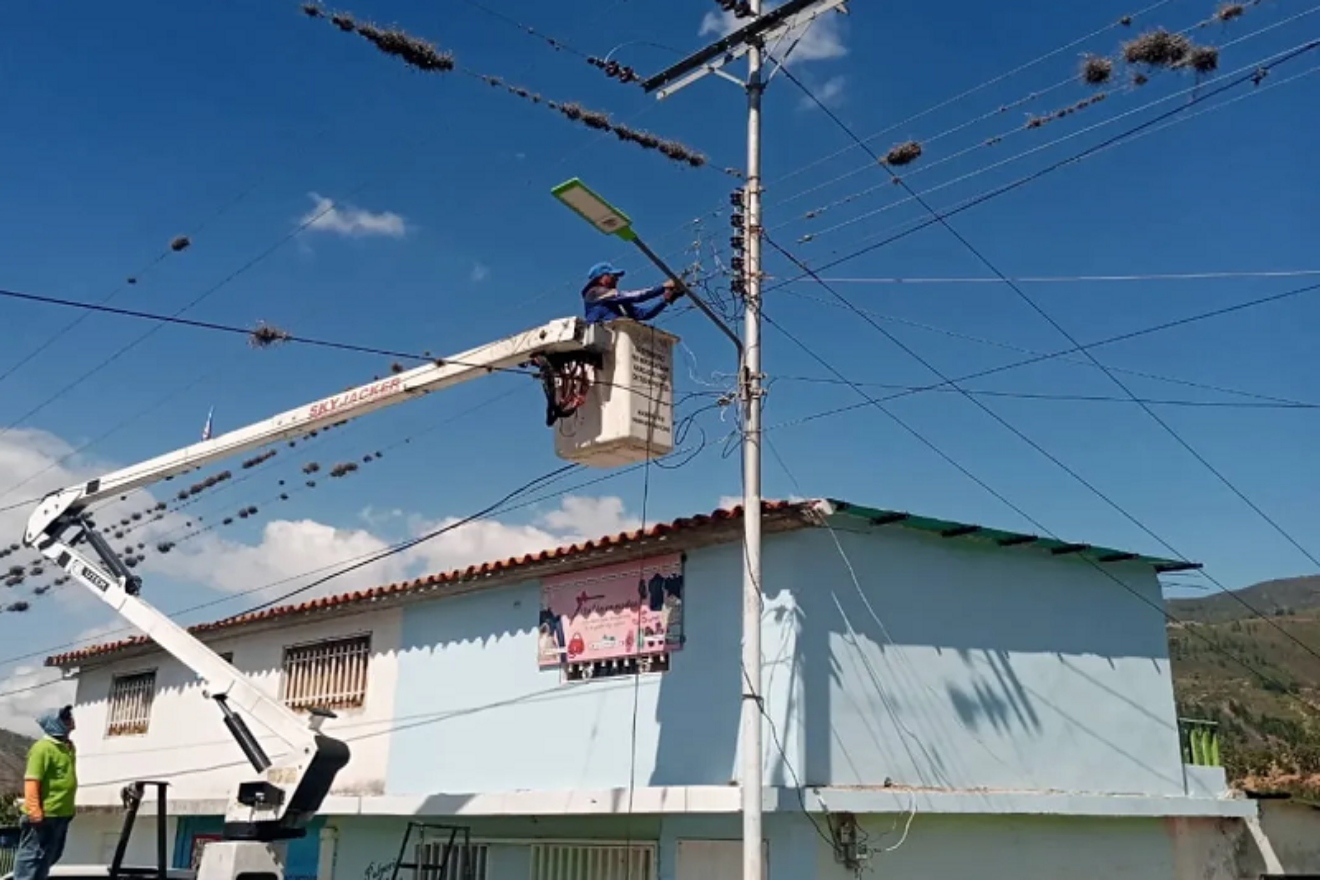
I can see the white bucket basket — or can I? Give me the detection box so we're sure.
[553,320,678,468]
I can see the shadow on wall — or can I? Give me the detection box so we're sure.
[796,523,1184,795]
[386,543,781,795]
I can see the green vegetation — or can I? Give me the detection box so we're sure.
[1169,575,1320,798]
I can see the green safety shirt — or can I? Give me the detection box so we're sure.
[24,737,78,818]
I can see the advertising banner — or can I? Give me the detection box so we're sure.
[537,552,684,667]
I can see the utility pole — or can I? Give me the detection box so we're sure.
[640,3,847,878]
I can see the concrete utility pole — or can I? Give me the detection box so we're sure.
[640,3,848,878]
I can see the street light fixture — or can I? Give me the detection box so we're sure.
[550,179,637,242]
[551,177,741,353]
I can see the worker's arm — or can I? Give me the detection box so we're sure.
[623,281,683,322]
[608,284,669,305]
[23,746,44,821]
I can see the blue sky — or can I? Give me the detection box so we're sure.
[0,0,1316,726]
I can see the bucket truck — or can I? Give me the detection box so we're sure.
[19,317,677,880]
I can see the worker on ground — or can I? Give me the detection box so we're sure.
[581,262,684,324]
[15,706,78,880]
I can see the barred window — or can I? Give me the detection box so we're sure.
[529,844,656,880]
[280,633,371,711]
[415,842,488,880]
[106,670,156,737]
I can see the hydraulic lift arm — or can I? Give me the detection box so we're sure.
[22,316,602,844]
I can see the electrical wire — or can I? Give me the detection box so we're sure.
[767,0,1185,191]
[779,3,1317,223]
[774,285,1320,408]
[0,427,717,680]
[785,59,1320,597]
[790,56,1320,254]
[766,277,1320,432]
[771,378,1320,410]
[761,231,1320,664]
[757,310,1320,726]
[804,269,1320,285]
[764,38,1320,286]
[0,286,430,362]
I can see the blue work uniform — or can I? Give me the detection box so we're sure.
[582,282,671,324]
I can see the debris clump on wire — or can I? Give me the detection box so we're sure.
[306,9,710,171]
[1123,29,1192,67]
[170,236,191,252]
[242,450,278,469]
[492,83,709,168]
[1216,3,1245,22]
[250,322,293,349]
[1026,93,1109,129]
[1182,45,1220,72]
[884,141,923,167]
[1081,54,1114,85]
[307,7,454,72]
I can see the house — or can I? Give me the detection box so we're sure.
[45,498,1269,880]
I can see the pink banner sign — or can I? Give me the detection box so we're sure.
[537,553,685,667]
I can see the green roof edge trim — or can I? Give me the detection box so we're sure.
[825,499,1201,574]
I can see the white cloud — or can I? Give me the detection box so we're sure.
[698,5,847,65]
[799,75,846,110]
[299,192,407,239]
[470,263,490,283]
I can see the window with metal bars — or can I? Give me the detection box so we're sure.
[414,842,488,880]
[529,843,656,880]
[279,633,371,711]
[106,670,156,737]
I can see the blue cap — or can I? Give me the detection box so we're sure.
[586,262,626,284]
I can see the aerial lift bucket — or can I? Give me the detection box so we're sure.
[552,319,678,468]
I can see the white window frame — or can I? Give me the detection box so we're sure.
[279,632,371,711]
[105,668,157,737]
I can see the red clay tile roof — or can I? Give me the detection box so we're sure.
[45,500,808,667]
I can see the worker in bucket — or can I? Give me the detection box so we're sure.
[15,706,78,880]
[581,262,684,325]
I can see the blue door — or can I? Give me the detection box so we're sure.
[174,816,324,880]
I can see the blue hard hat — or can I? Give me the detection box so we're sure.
[586,262,626,283]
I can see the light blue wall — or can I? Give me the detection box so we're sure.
[386,521,1186,798]
[794,523,1187,796]
[385,539,801,795]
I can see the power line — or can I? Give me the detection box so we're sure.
[792,57,1320,251]
[761,230,1320,665]
[0,286,428,361]
[788,19,1320,244]
[784,54,1320,585]
[776,284,1320,408]
[772,377,1320,410]
[768,280,1320,435]
[0,427,713,678]
[765,38,1320,289]
[800,269,1320,285]
[779,3,1315,222]
[767,0,1185,190]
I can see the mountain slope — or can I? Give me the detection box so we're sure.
[1168,576,1320,796]
[0,728,33,792]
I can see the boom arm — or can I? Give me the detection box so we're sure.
[23,316,602,841]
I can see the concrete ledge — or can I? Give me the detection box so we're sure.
[76,784,1257,819]
[804,786,1257,818]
